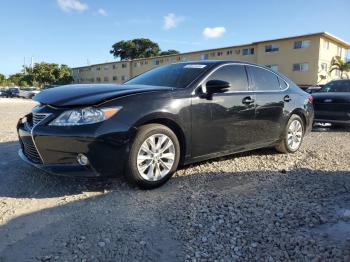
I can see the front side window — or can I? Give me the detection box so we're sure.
[293,63,309,72]
[249,66,280,91]
[294,40,311,49]
[125,63,211,88]
[265,45,279,53]
[206,65,249,92]
[319,80,350,92]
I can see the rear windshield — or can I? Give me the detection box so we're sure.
[319,81,350,92]
[124,63,210,88]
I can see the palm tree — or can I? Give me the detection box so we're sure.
[329,57,350,79]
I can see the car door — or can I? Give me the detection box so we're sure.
[246,66,287,145]
[191,64,256,158]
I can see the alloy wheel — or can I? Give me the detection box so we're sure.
[287,119,303,151]
[137,134,176,181]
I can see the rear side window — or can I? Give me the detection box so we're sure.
[249,66,280,91]
[206,65,249,91]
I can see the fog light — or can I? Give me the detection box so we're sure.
[77,154,89,166]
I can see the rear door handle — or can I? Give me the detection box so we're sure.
[284,95,292,102]
[242,96,255,105]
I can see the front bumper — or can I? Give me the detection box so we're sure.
[18,149,99,177]
[17,111,135,178]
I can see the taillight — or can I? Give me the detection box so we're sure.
[307,95,313,104]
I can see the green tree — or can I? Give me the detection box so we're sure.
[0,74,6,86]
[329,57,350,79]
[110,38,161,60]
[8,73,24,86]
[159,49,180,56]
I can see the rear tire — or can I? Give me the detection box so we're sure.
[125,124,180,189]
[275,114,304,154]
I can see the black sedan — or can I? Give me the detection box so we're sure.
[17,61,314,188]
[312,79,350,126]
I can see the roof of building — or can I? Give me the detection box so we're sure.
[72,32,350,70]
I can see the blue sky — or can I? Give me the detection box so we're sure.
[1,0,350,75]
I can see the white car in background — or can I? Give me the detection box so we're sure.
[18,87,41,99]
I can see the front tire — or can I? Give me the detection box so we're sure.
[275,114,304,154]
[125,124,180,189]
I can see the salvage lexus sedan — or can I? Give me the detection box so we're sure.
[17,61,314,188]
[312,79,350,126]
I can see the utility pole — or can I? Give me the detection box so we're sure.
[23,57,26,74]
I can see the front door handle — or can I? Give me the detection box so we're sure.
[284,95,292,102]
[242,96,255,105]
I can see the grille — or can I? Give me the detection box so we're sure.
[32,113,49,126]
[21,138,42,164]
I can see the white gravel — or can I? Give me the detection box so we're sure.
[0,98,349,261]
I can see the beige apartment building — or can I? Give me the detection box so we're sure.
[72,32,350,87]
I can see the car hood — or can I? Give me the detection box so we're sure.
[33,84,173,107]
[312,92,350,103]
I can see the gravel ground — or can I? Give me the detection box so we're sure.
[0,98,349,262]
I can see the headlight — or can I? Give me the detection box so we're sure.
[49,107,122,126]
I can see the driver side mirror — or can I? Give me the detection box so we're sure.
[200,79,230,99]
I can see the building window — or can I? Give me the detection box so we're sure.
[112,65,117,69]
[210,52,215,57]
[96,77,101,82]
[153,60,160,65]
[335,69,340,77]
[145,61,148,65]
[96,67,101,71]
[321,63,328,71]
[293,63,309,72]
[134,62,141,68]
[121,76,126,81]
[242,48,254,56]
[122,63,127,68]
[200,54,209,60]
[266,64,279,72]
[294,40,311,49]
[226,50,233,55]
[265,45,279,53]
[323,40,330,49]
[103,77,109,82]
[181,57,188,61]
[217,52,223,56]
[90,78,95,82]
[112,76,117,81]
[337,46,343,56]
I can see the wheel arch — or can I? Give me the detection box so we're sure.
[290,108,307,131]
[134,116,187,165]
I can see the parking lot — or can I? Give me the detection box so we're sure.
[0,98,349,261]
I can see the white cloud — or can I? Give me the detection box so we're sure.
[202,27,226,39]
[163,13,185,30]
[57,0,88,12]
[97,8,108,16]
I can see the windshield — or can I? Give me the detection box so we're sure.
[125,63,210,88]
[319,80,350,93]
